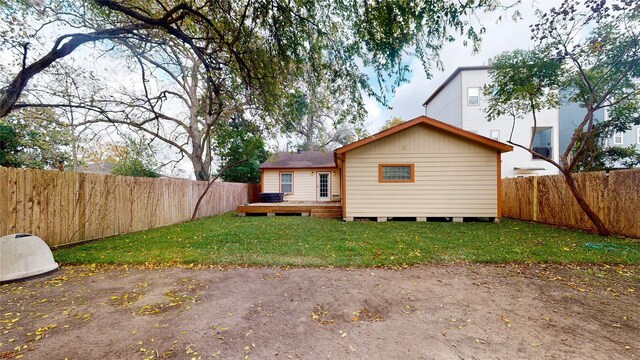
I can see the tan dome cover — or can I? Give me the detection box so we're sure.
[1,234,59,282]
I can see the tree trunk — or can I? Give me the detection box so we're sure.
[191,157,248,220]
[304,112,315,150]
[191,155,209,181]
[561,170,610,236]
[71,134,79,171]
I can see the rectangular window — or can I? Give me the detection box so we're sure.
[280,172,293,193]
[532,127,553,160]
[613,132,624,145]
[490,130,500,141]
[467,87,480,106]
[378,164,414,183]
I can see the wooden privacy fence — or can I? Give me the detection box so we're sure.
[502,169,640,238]
[0,167,259,247]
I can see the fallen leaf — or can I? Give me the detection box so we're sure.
[500,314,511,327]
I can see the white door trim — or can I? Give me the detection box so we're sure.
[317,172,330,201]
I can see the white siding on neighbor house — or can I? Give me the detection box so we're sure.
[262,168,340,201]
[424,72,463,127]
[424,68,560,178]
[345,124,497,217]
[459,69,559,177]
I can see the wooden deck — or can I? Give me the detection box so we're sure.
[237,201,342,218]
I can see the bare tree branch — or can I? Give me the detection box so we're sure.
[0,24,153,117]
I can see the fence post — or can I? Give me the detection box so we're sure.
[532,176,538,221]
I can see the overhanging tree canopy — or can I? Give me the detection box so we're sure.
[1,0,502,119]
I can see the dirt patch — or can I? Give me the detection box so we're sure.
[1,264,638,359]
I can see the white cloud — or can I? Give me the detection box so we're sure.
[363,93,384,134]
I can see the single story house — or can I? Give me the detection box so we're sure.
[259,150,341,202]
[258,116,512,221]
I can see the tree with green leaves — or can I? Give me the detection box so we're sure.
[0,108,71,169]
[280,86,363,151]
[380,116,405,132]
[278,39,366,151]
[484,0,640,236]
[0,122,22,167]
[213,116,268,184]
[572,123,640,172]
[1,0,506,120]
[112,157,160,178]
[111,138,161,178]
[2,0,514,181]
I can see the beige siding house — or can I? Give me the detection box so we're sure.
[257,116,512,221]
[260,151,341,202]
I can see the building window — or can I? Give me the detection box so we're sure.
[378,164,414,183]
[490,130,500,141]
[613,132,624,145]
[280,172,293,193]
[467,88,480,106]
[532,127,553,159]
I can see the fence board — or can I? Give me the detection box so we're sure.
[0,167,253,247]
[502,169,639,238]
[6,168,17,234]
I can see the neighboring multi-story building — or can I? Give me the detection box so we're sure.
[608,125,640,152]
[587,107,640,168]
[422,66,560,178]
[422,66,639,177]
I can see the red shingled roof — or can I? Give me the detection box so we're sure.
[259,151,336,169]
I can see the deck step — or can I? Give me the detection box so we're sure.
[310,208,342,213]
[310,208,342,218]
[310,212,341,218]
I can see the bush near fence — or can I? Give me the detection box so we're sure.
[0,167,259,247]
[502,169,639,238]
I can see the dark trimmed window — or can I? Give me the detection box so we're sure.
[532,127,553,159]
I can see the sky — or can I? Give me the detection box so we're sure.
[363,0,560,133]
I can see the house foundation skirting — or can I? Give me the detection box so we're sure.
[343,217,498,223]
[237,202,342,218]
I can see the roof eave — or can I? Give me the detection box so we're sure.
[258,166,338,170]
[258,151,337,169]
[422,65,492,107]
[335,115,513,154]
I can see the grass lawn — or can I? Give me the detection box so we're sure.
[53,213,640,266]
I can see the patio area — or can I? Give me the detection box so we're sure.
[237,201,342,218]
